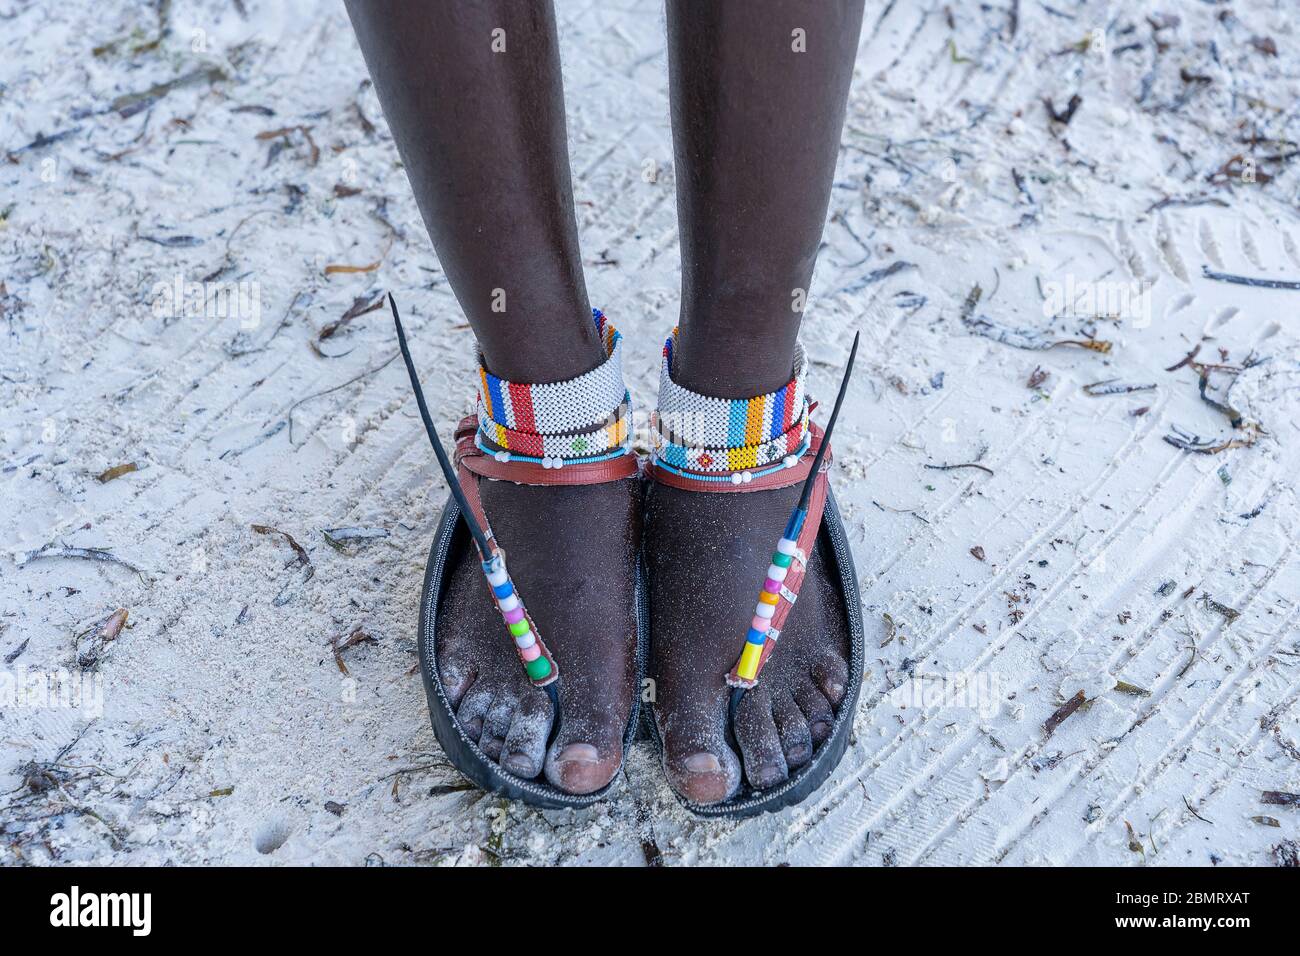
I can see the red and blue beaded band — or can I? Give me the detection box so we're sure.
[476,309,633,469]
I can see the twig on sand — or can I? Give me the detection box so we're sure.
[1261,791,1300,807]
[328,626,376,676]
[1164,361,1265,454]
[1044,690,1086,736]
[1183,795,1213,825]
[1146,196,1229,213]
[286,352,399,445]
[1083,379,1155,396]
[961,284,1113,353]
[925,462,994,476]
[17,544,147,578]
[251,524,311,569]
[1201,266,1300,290]
[1165,342,1202,371]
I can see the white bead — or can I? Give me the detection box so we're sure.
[541,456,553,469]
[741,471,753,483]
[513,630,536,649]
[730,472,743,485]
[755,602,776,619]
[498,593,520,612]
[486,562,509,586]
[552,456,563,469]
[494,450,510,463]
[777,538,798,555]
[767,563,788,582]
[783,455,798,468]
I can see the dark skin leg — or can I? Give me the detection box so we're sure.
[647,0,864,803]
[345,0,637,794]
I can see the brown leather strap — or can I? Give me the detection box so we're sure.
[455,415,639,486]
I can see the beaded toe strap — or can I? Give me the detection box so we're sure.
[647,421,831,688]
[645,328,858,690]
[728,426,830,688]
[451,309,637,687]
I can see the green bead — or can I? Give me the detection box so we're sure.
[524,657,552,680]
[772,551,794,568]
[508,619,531,637]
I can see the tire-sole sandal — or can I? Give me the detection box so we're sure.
[643,331,863,819]
[391,295,646,809]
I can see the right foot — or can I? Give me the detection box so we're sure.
[436,477,640,795]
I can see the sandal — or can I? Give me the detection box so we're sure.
[643,329,863,818]
[390,296,647,809]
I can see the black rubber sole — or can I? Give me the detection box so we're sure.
[417,491,648,810]
[643,486,864,819]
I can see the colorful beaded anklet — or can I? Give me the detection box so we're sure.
[651,326,809,484]
[477,309,633,468]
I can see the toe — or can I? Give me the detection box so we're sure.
[544,742,615,795]
[542,670,631,796]
[478,694,516,761]
[811,651,850,708]
[501,692,551,779]
[455,679,495,742]
[544,725,623,796]
[734,688,788,790]
[659,699,742,805]
[794,679,834,745]
[772,691,814,770]
[439,651,477,709]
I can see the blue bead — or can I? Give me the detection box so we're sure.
[492,580,514,599]
[746,627,767,645]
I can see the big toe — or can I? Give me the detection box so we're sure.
[544,740,621,795]
[660,706,742,805]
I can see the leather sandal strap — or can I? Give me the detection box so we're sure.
[732,457,830,687]
[455,416,638,486]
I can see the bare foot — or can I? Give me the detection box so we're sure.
[438,478,640,795]
[645,481,849,804]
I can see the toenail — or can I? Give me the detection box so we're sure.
[463,717,483,737]
[811,721,830,737]
[503,754,536,777]
[684,752,721,773]
[829,682,844,699]
[555,743,599,765]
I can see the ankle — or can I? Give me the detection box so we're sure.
[476,307,605,383]
[671,312,800,398]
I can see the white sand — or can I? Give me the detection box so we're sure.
[2,0,1298,866]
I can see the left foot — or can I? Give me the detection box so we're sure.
[645,481,850,804]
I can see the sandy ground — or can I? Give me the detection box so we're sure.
[3,0,1300,866]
